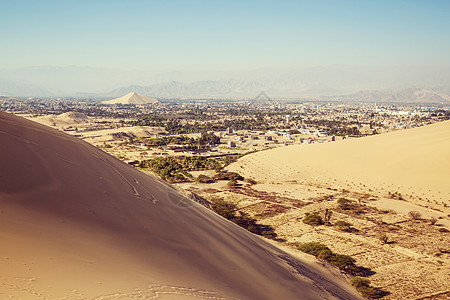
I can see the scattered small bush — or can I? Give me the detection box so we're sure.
[210,198,279,239]
[429,217,438,225]
[214,171,244,181]
[227,179,238,187]
[378,233,389,244]
[298,242,358,274]
[389,192,404,200]
[350,276,371,289]
[244,178,257,185]
[337,198,355,210]
[408,211,421,220]
[232,211,257,233]
[330,254,357,273]
[350,276,385,299]
[438,227,449,233]
[302,213,324,226]
[211,198,236,220]
[261,230,278,239]
[298,242,331,256]
[334,220,356,232]
[196,174,214,183]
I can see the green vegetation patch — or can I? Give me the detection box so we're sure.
[297,242,358,274]
[196,174,215,183]
[139,155,246,183]
[350,277,386,299]
[139,157,191,183]
[302,213,324,226]
[334,220,355,232]
[337,198,356,210]
[214,171,244,181]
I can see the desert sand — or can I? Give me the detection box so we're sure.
[31,111,91,129]
[102,92,160,104]
[0,111,362,299]
[224,121,450,299]
[79,125,166,142]
[229,121,450,207]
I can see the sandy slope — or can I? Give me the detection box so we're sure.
[229,121,450,206]
[226,121,450,299]
[0,111,361,299]
[77,125,166,144]
[32,111,90,129]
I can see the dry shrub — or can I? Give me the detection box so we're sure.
[334,220,352,232]
[408,211,421,220]
[378,233,389,244]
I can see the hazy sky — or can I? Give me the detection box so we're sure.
[1,0,449,72]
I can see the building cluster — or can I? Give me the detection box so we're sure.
[2,97,448,160]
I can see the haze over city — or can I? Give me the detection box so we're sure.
[1,0,449,97]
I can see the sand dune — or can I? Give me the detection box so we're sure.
[79,125,166,143]
[58,111,90,122]
[0,111,361,299]
[32,111,90,129]
[226,121,450,299]
[228,121,450,207]
[102,92,160,104]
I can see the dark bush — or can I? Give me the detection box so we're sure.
[297,242,331,256]
[261,230,278,239]
[232,211,258,233]
[210,198,278,239]
[378,233,389,244]
[334,220,353,232]
[227,179,238,187]
[298,242,358,274]
[244,178,257,185]
[389,191,404,200]
[337,198,355,210]
[317,249,334,261]
[302,213,324,226]
[350,277,385,299]
[196,174,214,183]
[408,211,421,220]
[214,171,244,181]
[329,254,358,274]
[211,198,237,220]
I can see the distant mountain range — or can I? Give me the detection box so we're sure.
[105,85,449,104]
[103,80,267,99]
[317,88,450,104]
[0,78,53,97]
[0,65,449,103]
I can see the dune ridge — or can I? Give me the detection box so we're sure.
[31,111,90,128]
[0,111,361,299]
